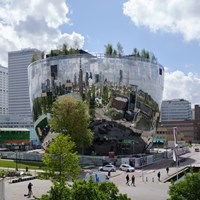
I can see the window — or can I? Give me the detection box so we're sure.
[159,68,162,75]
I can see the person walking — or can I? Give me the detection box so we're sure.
[126,174,130,186]
[166,167,169,175]
[157,171,161,182]
[27,182,33,198]
[131,174,135,186]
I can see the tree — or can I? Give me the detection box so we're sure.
[31,54,38,62]
[60,43,68,55]
[39,134,80,200]
[104,43,113,56]
[49,96,93,150]
[141,49,150,60]
[132,48,138,56]
[151,54,157,63]
[168,170,200,200]
[117,42,124,56]
[71,180,131,200]
[39,179,131,200]
[102,86,109,104]
[42,134,80,185]
[113,49,117,56]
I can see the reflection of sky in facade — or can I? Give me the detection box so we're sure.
[28,55,164,110]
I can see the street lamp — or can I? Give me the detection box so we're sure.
[141,155,144,182]
[15,151,18,171]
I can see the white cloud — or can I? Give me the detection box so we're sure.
[163,70,200,107]
[123,0,200,42]
[0,0,84,67]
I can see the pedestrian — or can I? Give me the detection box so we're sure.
[131,174,135,186]
[27,182,33,198]
[166,167,169,175]
[108,171,111,177]
[157,171,161,182]
[126,174,130,186]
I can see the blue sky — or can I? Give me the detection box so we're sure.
[1,0,200,107]
[66,0,200,75]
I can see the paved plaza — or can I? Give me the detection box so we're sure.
[3,148,200,200]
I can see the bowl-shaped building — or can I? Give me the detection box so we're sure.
[28,53,164,149]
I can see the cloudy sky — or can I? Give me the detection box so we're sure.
[1,0,200,107]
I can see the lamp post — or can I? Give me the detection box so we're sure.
[141,155,144,182]
[132,141,135,155]
[15,151,18,171]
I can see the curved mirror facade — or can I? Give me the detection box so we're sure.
[28,54,164,134]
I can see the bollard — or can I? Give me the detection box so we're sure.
[146,177,148,182]
[152,177,154,182]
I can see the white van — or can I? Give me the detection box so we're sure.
[85,172,110,183]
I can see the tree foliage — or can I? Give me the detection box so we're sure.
[85,86,96,118]
[168,170,200,200]
[117,42,124,56]
[38,179,131,200]
[42,134,80,185]
[102,86,109,104]
[104,42,124,57]
[33,96,53,121]
[104,43,114,56]
[49,96,93,149]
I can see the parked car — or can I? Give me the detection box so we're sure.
[119,164,135,172]
[99,164,116,172]
[195,148,200,152]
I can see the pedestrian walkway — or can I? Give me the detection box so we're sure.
[3,150,200,200]
[1,162,187,200]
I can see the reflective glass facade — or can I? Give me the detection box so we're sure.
[28,54,164,112]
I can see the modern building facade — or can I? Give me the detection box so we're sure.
[157,104,200,144]
[0,65,8,114]
[28,53,165,149]
[161,99,192,121]
[28,54,164,113]
[27,52,166,154]
[8,49,41,125]
[0,114,33,128]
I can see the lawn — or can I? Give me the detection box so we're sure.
[0,159,44,170]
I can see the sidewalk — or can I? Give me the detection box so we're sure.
[3,150,199,200]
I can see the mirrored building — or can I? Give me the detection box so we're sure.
[28,54,164,141]
[29,54,164,105]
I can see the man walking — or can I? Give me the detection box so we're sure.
[131,174,135,186]
[126,174,130,186]
[166,167,169,175]
[157,171,161,182]
[27,182,33,198]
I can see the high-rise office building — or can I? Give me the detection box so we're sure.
[0,65,8,114]
[161,99,192,121]
[8,49,41,125]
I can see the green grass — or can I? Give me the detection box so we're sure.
[0,159,44,170]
